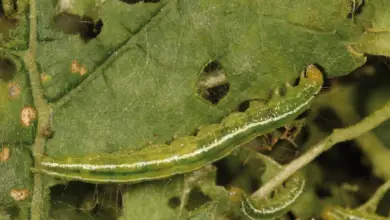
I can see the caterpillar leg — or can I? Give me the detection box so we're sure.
[280,118,307,148]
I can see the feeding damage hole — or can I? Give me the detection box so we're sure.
[196,60,230,105]
[0,57,16,82]
[185,187,211,211]
[1,0,17,15]
[50,182,122,218]
[53,13,103,42]
[237,100,250,112]
[348,0,365,19]
[118,0,160,4]
[168,196,181,209]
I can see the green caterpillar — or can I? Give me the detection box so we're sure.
[239,174,305,220]
[228,152,306,220]
[37,64,323,184]
[184,152,305,220]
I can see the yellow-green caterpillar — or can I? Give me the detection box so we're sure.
[239,175,305,220]
[227,153,305,220]
[37,64,323,184]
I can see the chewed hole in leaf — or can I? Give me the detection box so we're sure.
[1,0,17,15]
[270,190,276,199]
[50,182,122,218]
[215,157,242,187]
[347,0,365,19]
[168,196,181,209]
[118,0,161,4]
[287,211,296,219]
[291,75,300,87]
[93,20,104,38]
[53,13,103,42]
[0,57,16,82]
[238,100,250,112]
[196,60,230,105]
[185,187,212,211]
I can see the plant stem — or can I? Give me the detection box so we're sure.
[358,180,390,213]
[25,0,51,219]
[251,100,390,200]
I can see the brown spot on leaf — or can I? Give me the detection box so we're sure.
[0,147,10,161]
[71,60,88,76]
[79,65,87,76]
[7,82,20,99]
[10,189,29,201]
[40,72,51,83]
[41,126,54,139]
[20,106,37,127]
[71,60,80,73]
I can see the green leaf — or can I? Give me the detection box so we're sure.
[2,0,390,219]
[0,55,36,143]
[119,165,228,220]
[119,176,186,220]
[355,0,390,57]
[0,145,33,219]
[37,0,367,157]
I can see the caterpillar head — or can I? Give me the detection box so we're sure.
[305,64,323,85]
